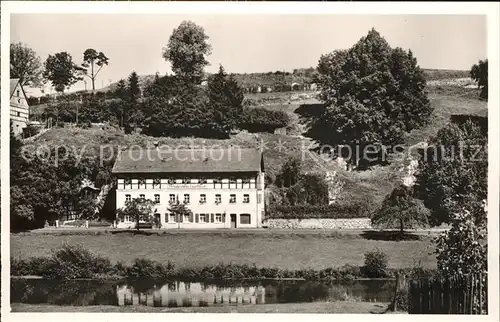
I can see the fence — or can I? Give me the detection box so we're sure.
[408,274,487,314]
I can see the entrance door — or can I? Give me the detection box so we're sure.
[230,214,237,228]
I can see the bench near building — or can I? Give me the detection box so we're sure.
[112,147,265,229]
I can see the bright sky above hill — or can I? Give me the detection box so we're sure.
[11,14,486,95]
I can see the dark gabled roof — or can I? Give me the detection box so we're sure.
[112,148,264,174]
[10,78,28,101]
[10,79,20,98]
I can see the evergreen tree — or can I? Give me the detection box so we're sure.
[207,65,244,137]
[127,71,141,102]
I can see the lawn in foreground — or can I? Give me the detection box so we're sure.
[11,231,436,269]
[11,301,394,313]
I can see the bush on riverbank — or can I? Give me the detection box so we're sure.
[11,244,436,281]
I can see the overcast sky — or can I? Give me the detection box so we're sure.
[11,14,486,94]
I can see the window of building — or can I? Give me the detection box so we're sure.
[240,214,251,224]
[154,194,160,204]
[153,178,161,188]
[124,178,132,186]
[184,194,190,204]
[17,111,20,117]
[243,194,250,203]
[215,213,222,223]
[215,194,221,204]
[169,194,176,204]
[125,194,131,202]
[199,214,207,223]
[230,194,236,203]
[242,178,250,188]
[182,178,190,184]
[140,194,145,200]
[213,178,222,188]
[184,213,190,222]
[17,90,20,97]
[167,178,175,184]
[170,214,176,223]
[200,194,206,204]
[229,178,237,189]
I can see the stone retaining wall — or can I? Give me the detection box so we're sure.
[263,218,372,230]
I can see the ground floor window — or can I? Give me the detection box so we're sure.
[184,213,190,223]
[199,213,207,223]
[215,213,222,223]
[170,214,176,223]
[240,214,251,224]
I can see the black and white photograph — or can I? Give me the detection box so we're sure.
[1,1,499,319]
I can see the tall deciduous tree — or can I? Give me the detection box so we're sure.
[116,198,155,231]
[10,42,43,86]
[207,65,244,137]
[81,48,109,91]
[371,184,430,234]
[162,20,212,84]
[310,28,432,168]
[415,116,487,225]
[470,59,488,100]
[43,52,84,92]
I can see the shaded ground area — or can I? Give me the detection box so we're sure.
[11,301,396,313]
[11,230,437,269]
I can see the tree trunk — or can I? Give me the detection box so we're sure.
[136,217,140,231]
[91,63,95,91]
[400,219,404,235]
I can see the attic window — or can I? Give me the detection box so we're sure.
[17,90,20,97]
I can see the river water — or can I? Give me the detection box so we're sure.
[11,278,395,307]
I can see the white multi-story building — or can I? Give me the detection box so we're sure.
[112,148,265,229]
[10,79,30,135]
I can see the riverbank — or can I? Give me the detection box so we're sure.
[11,301,397,313]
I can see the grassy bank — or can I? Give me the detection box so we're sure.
[11,231,436,270]
[10,301,394,313]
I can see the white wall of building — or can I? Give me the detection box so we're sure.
[10,82,30,135]
[116,174,265,229]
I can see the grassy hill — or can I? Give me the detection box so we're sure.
[26,82,486,210]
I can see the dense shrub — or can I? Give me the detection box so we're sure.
[390,289,409,311]
[239,107,289,133]
[22,125,40,138]
[127,258,175,279]
[11,257,52,276]
[45,243,113,279]
[266,203,366,219]
[362,250,389,278]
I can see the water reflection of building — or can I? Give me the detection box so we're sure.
[116,281,266,307]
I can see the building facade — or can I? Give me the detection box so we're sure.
[10,79,30,135]
[112,148,265,229]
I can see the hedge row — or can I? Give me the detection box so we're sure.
[266,204,366,219]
